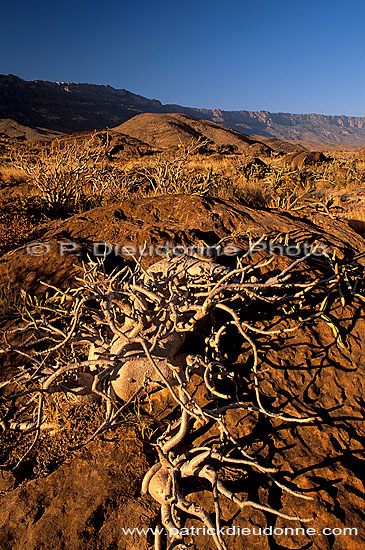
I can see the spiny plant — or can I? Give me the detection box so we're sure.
[132,138,217,196]
[13,132,127,214]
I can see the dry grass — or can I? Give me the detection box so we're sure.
[0,284,29,317]
[0,133,364,250]
[0,166,27,186]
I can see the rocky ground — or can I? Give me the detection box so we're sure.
[0,192,364,550]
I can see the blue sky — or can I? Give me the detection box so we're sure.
[1,0,364,115]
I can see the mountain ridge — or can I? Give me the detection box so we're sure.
[1,74,365,146]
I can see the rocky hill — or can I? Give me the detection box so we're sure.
[114,113,308,153]
[113,113,261,152]
[0,118,63,141]
[1,74,365,146]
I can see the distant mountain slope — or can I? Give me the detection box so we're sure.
[1,74,365,146]
[165,105,365,146]
[0,74,162,133]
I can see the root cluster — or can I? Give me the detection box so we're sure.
[0,240,358,550]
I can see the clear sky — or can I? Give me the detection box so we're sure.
[1,0,364,116]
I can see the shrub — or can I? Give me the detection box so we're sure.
[14,133,114,213]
